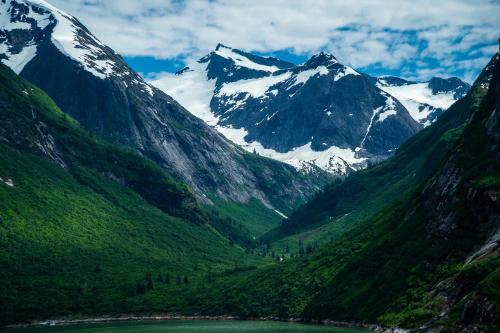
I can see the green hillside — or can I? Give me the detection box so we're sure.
[0,64,265,325]
[303,52,500,329]
[152,53,500,332]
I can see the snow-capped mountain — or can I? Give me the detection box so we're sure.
[0,0,326,209]
[375,76,470,126]
[0,0,136,80]
[153,45,422,174]
[202,43,294,85]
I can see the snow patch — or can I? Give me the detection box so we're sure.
[0,0,125,79]
[273,209,288,219]
[377,109,397,122]
[22,0,120,79]
[360,95,398,146]
[220,124,365,173]
[289,66,329,88]
[378,81,457,126]
[215,45,281,72]
[0,42,37,74]
[333,66,360,81]
[141,83,154,96]
[0,0,45,73]
[360,106,382,148]
[217,71,292,98]
[207,123,365,174]
[151,62,218,125]
[376,96,397,123]
[0,177,14,187]
[266,111,278,121]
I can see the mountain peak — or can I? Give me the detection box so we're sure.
[301,52,342,71]
[316,51,337,59]
[427,76,471,98]
[213,44,293,70]
[215,43,232,51]
[197,44,294,85]
[427,76,469,85]
[0,0,127,80]
[306,52,338,66]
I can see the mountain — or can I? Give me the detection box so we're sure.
[0,0,327,217]
[1,48,496,328]
[375,75,471,126]
[200,43,295,85]
[299,51,499,330]
[158,51,500,333]
[0,62,269,324]
[153,45,424,174]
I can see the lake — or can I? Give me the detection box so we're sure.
[4,320,371,333]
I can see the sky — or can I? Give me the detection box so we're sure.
[49,0,500,83]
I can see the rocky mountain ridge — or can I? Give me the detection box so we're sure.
[154,44,469,174]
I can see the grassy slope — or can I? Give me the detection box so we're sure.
[0,64,263,324]
[151,53,499,331]
[207,198,283,238]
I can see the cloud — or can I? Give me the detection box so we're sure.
[48,0,500,82]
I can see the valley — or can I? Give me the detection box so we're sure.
[0,1,498,333]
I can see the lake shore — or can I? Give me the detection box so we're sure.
[3,314,408,332]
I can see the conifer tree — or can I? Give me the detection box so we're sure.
[146,272,153,289]
[136,282,146,294]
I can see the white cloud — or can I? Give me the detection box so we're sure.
[47,0,499,81]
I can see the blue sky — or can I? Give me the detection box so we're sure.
[51,0,500,83]
[124,56,186,77]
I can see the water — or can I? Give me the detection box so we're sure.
[5,320,370,333]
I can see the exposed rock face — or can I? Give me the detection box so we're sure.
[154,45,424,174]
[212,53,420,156]
[428,77,471,99]
[417,53,500,333]
[425,54,499,241]
[0,0,327,209]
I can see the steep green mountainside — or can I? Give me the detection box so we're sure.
[157,53,499,332]
[303,52,500,330]
[263,55,494,251]
[0,64,198,222]
[0,61,279,246]
[0,64,265,325]
[0,0,331,243]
